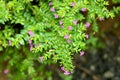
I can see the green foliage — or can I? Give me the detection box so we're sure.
[112,0,120,3]
[0,0,120,79]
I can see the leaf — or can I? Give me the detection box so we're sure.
[28,66,35,75]
[0,46,3,51]
[19,39,25,45]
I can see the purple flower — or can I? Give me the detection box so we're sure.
[3,69,8,74]
[70,2,75,7]
[99,17,104,21]
[67,39,71,43]
[84,22,90,28]
[54,14,58,18]
[73,20,78,25]
[28,30,34,37]
[61,67,71,75]
[59,20,63,25]
[28,39,33,51]
[61,67,65,72]
[39,57,43,61]
[49,2,52,6]
[8,40,12,45]
[80,51,85,56]
[64,71,70,75]
[81,7,87,12]
[28,40,32,44]
[64,34,69,39]
[68,26,72,30]
[85,34,89,39]
[61,25,64,28]
[50,7,55,12]
[29,44,33,51]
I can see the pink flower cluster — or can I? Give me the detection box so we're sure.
[59,20,64,28]
[28,30,34,51]
[84,22,90,39]
[48,1,87,57]
[61,19,78,43]
[61,67,71,75]
[49,1,58,19]
[59,19,79,43]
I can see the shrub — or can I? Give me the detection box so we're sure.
[0,0,120,79]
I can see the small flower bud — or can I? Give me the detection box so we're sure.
[80,51,85,56]
[59,20,63,25]
[54,14,58,18]
[84,22,90,28]
[3,69,8,74]
[67,40,71,43]
[28,30,34,37]
[64,71,70,75]
[50,7,55,12]
[64,35,69,39]
[61,67,65,72]
[73,20,78,25]
[49,2,52,6]
[85,34,89,39]
[99,17,104,21]
[81,8,87,12]
[28,40,32,44]
[68,26,72,30]
[70,2,75,7]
